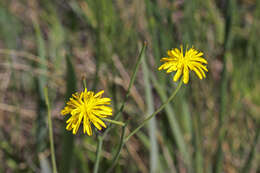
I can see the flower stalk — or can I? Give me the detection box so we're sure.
[124,80,183,142]
[101,118,125,126]
[93,135,103,173]
[107,80,183,172]
[95,42,147,172]
[107,124,127,173]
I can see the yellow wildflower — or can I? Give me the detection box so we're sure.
[61,88,112,136]
[158,45,208,84]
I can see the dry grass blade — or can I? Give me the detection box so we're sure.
[0,102,35,118]
[0,49,53,68]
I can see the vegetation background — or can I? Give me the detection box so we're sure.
[0,0,259,172]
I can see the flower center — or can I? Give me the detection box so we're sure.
[177,55,187,68]
[83,99,96,115]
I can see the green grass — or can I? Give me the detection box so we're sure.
[0,0,259,172]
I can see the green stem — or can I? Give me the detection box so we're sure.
[101,118,125,126]
[93,42,147,172]
[82,77,87,89]
[124,80,183,143]
[114,42,147,121]
[102,42,147,137]
[93,135,103,173]
[106,125,127,173]
[105,80,183,170]
[151,75,191,168]
[44,87,58,173]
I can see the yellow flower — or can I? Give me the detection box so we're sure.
[158,45,208,84]
[61,88,112,136]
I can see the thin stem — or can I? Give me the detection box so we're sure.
[102,42,147,137]
[44,87,58,173]
[151,75,191,168]
[106,125,127,173]
[124,80,183,143]
[82,77,87,89]
[114,42,147,121]
[101,118,125,126]
[93,42,147,172]
[104,80,183,170]
[93,135,103,173]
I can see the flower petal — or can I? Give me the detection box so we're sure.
[183,66,189,84]
[173,67,183,82]
[72,112,84,134]
[192,66,203,79]
[190,57,208,64]
[94,90,104,98]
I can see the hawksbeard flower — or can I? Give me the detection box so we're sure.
[61,88,112,136]
[158,45,208,84]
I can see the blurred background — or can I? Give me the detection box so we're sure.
[0,0,259,173]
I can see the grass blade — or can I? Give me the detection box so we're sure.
[44,87,58,173]
[60,54,77,173]
[142,55,158,173]
[33,19,48,153]
[214,0,233,172]
[192,114,203,173]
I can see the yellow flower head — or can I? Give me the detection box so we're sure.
[61,88,112,136]
[158,45,208,84]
